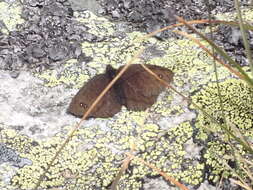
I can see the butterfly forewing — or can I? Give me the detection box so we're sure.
[68,74,121,118]
[68,64,173,119]
[116,64,173,111]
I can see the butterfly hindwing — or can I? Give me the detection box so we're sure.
[116,64,173,111]
[68,74,122,118]
[68,64,173,119]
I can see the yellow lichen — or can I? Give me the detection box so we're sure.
[191,78,253,182]
[3,4,251,189]
[0,2,24,33]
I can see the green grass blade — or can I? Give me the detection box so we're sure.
[234,0,253,77]
[176,16,253,87]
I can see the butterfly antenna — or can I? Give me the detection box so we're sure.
[106,65,117,79]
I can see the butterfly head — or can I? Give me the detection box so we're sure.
[152,67,174,83]
[67,90,91,118]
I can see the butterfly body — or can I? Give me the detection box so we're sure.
[68,64,173,118]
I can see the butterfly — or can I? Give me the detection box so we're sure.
[67,64,174,118]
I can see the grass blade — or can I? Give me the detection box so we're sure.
[234,0,253,77]
[175,16,253,87]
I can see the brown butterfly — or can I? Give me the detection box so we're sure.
[67,64,174,118]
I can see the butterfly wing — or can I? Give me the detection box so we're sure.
[116,64,173,111]
[68,73,122,118]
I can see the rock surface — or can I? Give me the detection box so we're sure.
[0,0,252,190]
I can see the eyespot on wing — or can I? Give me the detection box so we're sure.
[68,64,174,118]
[67,73,121,118]
[115,64,174,111]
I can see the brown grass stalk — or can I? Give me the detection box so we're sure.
[175,16,253,87]
[230,178,252,190]
[138,20,253,42]
[110,144,136,190]
[33,49,144,189]
[126,153,189,190]
[172,30,244,79]
[33,14,253,189]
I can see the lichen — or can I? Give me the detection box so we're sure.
[0,2,24,33]
[192,79,253,141]
[216,7,253,21]
[191,79,253,182]
[2,4,252,190]
[1,117,205,189]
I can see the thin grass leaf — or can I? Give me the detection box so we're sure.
[175,16,253,87]
[224,162,248,188]
[240,163,253,183]
[204,0,229,147]
[232,145,253,182]
[141,64,253,154]
[138,20,253,43]
[222,143,253,187]
[227,120,252,150]
[173,30,245,79]
[33,49,145,190]
[110,144,136,190]
[126,153,189,190]
[234,0,253,77]
[230,178,252,190]
[228,142,253,185]
[244,158,253,167]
